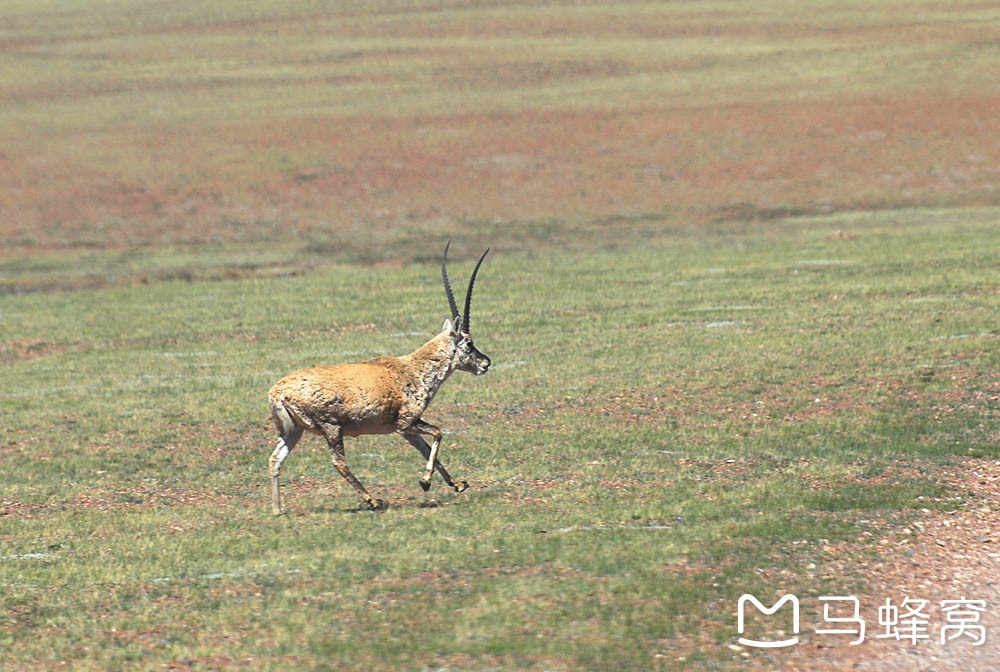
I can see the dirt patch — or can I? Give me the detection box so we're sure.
[474,365,976,436]
[749,459,1000,670]
[0,483,241,519]
[0,339,70,363]
[0,261,317,295]
[0,497,38,518]
[78,485,238,513]
[4,94,1000,256]
[0,322,380,365]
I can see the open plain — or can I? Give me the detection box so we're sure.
[2,1,999,669]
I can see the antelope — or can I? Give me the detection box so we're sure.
[267,242,491,514]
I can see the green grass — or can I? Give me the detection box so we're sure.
[5,0,1000,127]
[3,0,1000,669]
[5,0,1000,256]
[3,207,998,670]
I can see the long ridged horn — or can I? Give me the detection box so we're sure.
[441,241,460,322]
[462,248,489,334]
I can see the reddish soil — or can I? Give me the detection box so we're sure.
[3,94,1000,253]
[747,460,1000,671]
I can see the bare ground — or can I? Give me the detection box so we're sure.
[4,94,1000,253]
[758,459,1000,670]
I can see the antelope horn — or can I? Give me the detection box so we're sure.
[441,241,460,322]
[462,248,489,334]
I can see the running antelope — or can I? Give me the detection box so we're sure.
[267,243,491,514]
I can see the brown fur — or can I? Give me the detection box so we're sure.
[267,320,490,514]
[267,244,491,514]
[269,332,454,438]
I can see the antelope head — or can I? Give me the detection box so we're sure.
[441,241,491,376]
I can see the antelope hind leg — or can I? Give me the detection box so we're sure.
[319,422,384,510]
[269,428,302,515]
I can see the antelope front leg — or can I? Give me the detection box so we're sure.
[403,434,469,493]
[409,419,443,491]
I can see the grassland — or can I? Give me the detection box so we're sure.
[2,1,1000,670]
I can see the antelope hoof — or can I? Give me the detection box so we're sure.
[419,478,432,492]
[272,508,285,517]
[367,498,385,511]
[454,480,469,493]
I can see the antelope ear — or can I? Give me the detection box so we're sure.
[441,318,455,334]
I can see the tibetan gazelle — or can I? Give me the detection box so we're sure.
[267,243,491,514]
